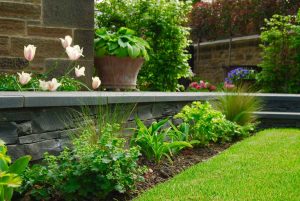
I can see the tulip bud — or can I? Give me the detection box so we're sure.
[60,35,72,49]
[24,45,36,61]
[66,45,84,61]
[92,76,101,90]
[75,66,85,77]
[17,72,32,85]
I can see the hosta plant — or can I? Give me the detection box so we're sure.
[94,27,150,60]
[0,140,31,201]
[131,118,192,163]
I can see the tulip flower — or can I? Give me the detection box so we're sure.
[75,66,85,77]
[47,78,61,91]
[17,72,32,85]
[24,45,36,61]
[66,45,84,60]
[39,80,49,91]
[60,35,72,49]
[92,76,101,90]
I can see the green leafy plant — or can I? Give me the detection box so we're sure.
[258,11,300,93]
[175,102,253,146]
[20,123,145,200]
[94,27,150,60]
[131,118,192,163]
[95,0,192,91]
[0,140,31,201]
[214,88,262,126]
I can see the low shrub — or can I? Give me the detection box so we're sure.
[0,140,31,201]
[131,118,193,164]
[258,10,300,93]
[175,102,253,145]
[20,123,145,200]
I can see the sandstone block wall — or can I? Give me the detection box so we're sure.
[193,35,262,84]
[0,0,94,80]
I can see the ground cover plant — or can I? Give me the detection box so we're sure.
[95,0,192,91]
[135,129,300,201]
[20,122,145,200]
[174,101,254,145]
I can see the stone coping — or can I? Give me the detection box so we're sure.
[193,35,260,47]
[0,92,299,109]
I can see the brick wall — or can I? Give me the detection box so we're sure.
[0,0,94,81]
[193,35,261,84]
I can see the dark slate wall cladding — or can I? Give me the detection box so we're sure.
[0,0,94,80]
[5,102,187,161]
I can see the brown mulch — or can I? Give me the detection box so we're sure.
[106,143,232,201]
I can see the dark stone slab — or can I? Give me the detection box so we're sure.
[0,122,18,144]
[42,0,94,29]
[19,131,62,144]
[23,139,64,160]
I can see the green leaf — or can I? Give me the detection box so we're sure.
[9,155,31,175]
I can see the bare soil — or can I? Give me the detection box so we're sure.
[106,143,232,201]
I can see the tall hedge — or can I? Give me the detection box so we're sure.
[95,0,192,91]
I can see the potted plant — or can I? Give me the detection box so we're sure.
[94,27,150,89]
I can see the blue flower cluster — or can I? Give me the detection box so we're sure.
[225,68,251,84]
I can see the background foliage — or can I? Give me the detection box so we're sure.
[190,0,300,42]
[258,11,300,93]
[95,0,192,91]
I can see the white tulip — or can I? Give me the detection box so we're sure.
[59,35,73,49]
[39,80,49,91]
[92,76,101,90]
[75,66,85,77]
[66,45,84,60]
[24,45,36,61]
[17,72,32,85]
[47,78,61,91]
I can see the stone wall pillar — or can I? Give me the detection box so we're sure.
[0,0,94,82]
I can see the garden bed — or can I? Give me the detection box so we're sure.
[107,143,232,201]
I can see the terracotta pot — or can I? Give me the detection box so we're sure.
[94,56,144,89]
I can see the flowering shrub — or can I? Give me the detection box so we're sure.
[225,68,256,84]
[0,36,101,92]
[187,80,217,92]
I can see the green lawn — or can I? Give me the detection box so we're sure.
[135,129,300,201]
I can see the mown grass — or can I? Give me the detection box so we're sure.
[135,129,300,201]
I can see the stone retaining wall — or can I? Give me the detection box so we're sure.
[0,0,94,81]
[193,35,261,83]
[0,92,299,161]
